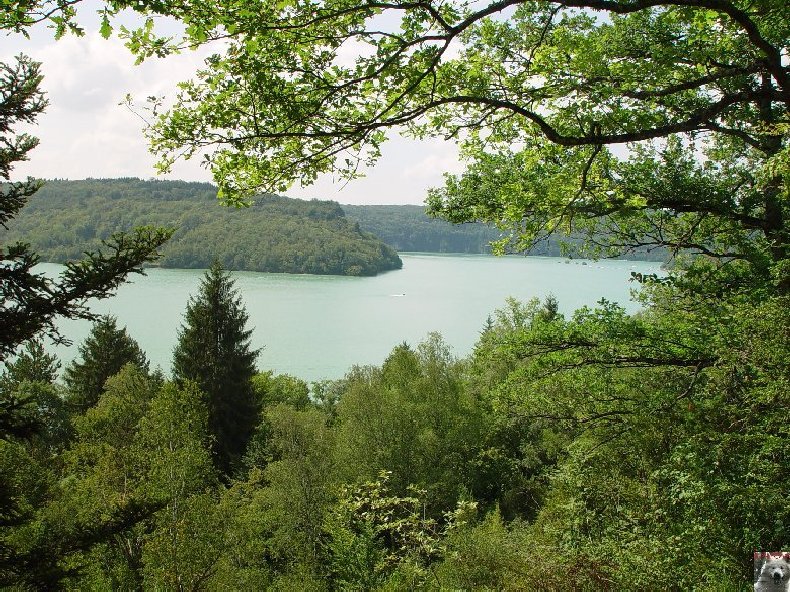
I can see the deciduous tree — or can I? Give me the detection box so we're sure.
[335,335,485,515]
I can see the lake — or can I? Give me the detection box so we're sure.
[42,254,663,382]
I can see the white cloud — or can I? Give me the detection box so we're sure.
[290,134,464,205]
[1,18,465,205]
[2,29,213,182]
[401,139,464,180]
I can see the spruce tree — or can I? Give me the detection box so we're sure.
[64,315,148,413]
[172,261,259,475]
[2,339,60,386]
[0,339,63,441]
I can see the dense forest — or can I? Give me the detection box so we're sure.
[2,263,785,589]
[3,0,789,589]
[4,178,667,265]
[343,204,503,254]
[0,178,402,276]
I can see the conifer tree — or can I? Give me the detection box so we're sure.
[0,338,63,440]
[172,261,259,475]
[1,339,59,386]
[64,315,148,413]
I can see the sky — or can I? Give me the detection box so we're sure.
[0,5,464,205]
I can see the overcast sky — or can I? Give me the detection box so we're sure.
[0,5,463,205]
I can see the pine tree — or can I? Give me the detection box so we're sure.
[2,339,60,386]
[172,261,260,475]
[0,338,63,441]
[64,315,148,413]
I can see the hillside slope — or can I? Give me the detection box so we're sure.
[343,204,667,261]
[1,178,402,276]
[342,204,502,254]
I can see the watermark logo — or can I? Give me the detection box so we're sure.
[755,552,790,591]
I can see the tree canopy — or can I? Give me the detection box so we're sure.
[100,0,787,294]
[63,315,148,413]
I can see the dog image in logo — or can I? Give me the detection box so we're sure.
[755,553,790,592]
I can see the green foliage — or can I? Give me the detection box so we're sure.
[0,380,68,453]
[3,178,667,264]
[468,289,789,588]
[344,204,667,260]
[9,372,217,590]
[137,383,220,589]
[1,178,403,276]
[173,261,259,475]
[143,492,227,590]
[335,335,489,517]
[1,338,59,386]
[0,437,56,587]
[251,371,310,411]
[2,367,154,589]
[63,315,148,414]
[256,405,336,570]
[48,365,160,588]
[0,55,46,227]
[437,507,621,590]
[0,339,65,443]
[225,404,337,585]
[71,364,158,451]
[343,204,502,255]
[0,288,781,589]
[435,509,578,590]
[322,471,444,590]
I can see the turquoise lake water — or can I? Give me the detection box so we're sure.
[40,253,663,382]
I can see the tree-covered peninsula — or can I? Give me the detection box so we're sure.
[6,177,664,265]
[1,178,402,276]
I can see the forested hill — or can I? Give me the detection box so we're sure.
[342,205,668,261]
[342,204,503,254]
[2,178,402,276]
